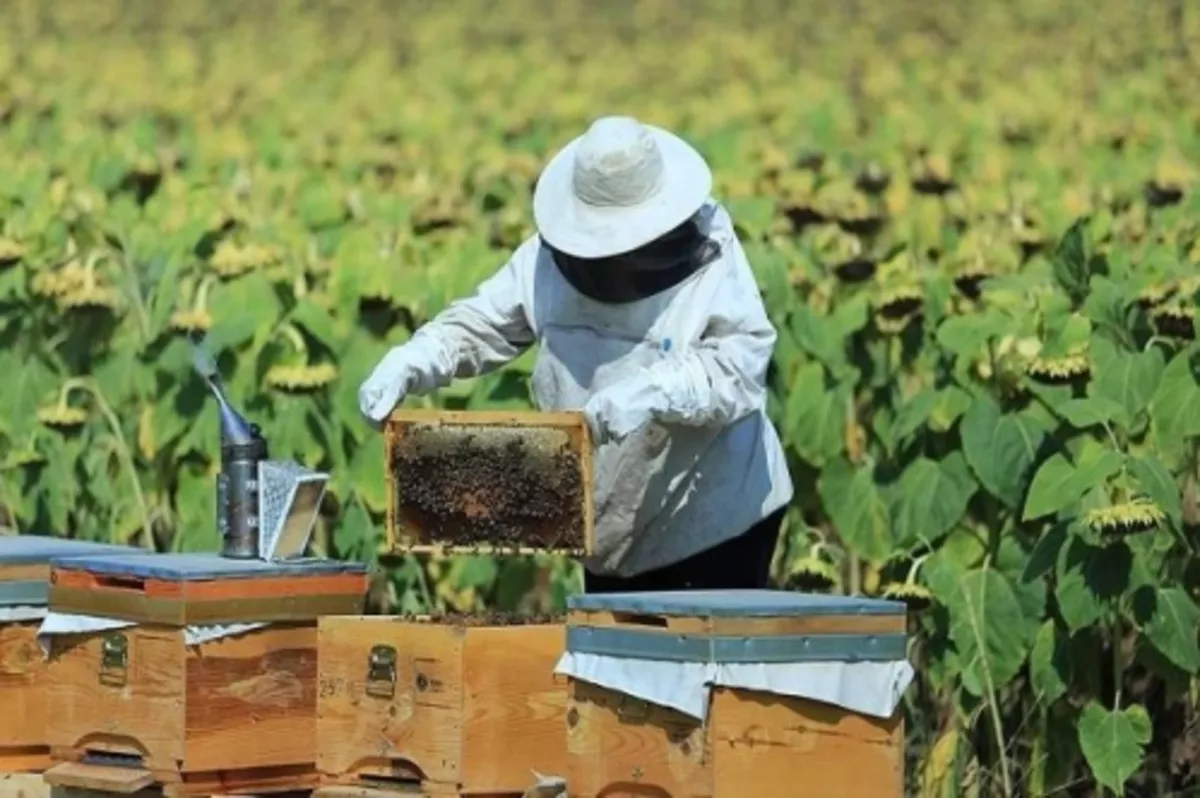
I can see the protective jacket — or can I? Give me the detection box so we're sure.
[390,199,793,577]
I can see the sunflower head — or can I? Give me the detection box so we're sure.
[168,307,214,336]
[0,237,25,268]
[59,284,120,312]
[1027,347,1091,384]
[37,405,88,431]
[1083,498,1166,538]
[880,581,933,612]
[265,363,339,394]
[1151,303,1195,341]
[785,556,839,592]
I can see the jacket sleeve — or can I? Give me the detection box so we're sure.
[401,242,538,394]
[615,231,777,430]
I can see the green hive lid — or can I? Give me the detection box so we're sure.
[566,590,908,664]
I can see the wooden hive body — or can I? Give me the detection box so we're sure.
[316,615,568,796]
[561,590,911,798]
[384,410,595,557]
[42,553,369,797]
[0,536,145,774]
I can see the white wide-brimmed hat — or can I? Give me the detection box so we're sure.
[533,116,713,259]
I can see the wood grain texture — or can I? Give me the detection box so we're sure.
[45,627,185,772]
[566,683,905,797]
[183,624,317,773]
[709,687,904,797]
[317,618,465,787]
[0,623,47,760]
[459,626,568,793]
[565,680,708,798]
[47,584,365,627]
[318,618,568,796]
[45,623,320,792]
[0,566,49,582]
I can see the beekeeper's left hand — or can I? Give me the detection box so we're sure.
[358,346,419,428]
[582,376,657,445]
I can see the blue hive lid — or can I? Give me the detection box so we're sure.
[0,535,143,566]
[50,551,368,581]
[567,589,905,617]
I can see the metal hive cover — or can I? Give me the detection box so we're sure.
[567,589,906,617]
[49,552,367,582]
[0,535,143,565]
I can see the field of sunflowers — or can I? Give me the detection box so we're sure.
[0,0,1198,795]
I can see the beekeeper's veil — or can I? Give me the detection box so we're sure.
[533,116,721,303]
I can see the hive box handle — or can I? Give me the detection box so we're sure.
[610,611,669,628]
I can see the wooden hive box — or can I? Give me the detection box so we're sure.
[0,536,147,775]
[384,410,594,557]
[316,613,568,797]
[41,553,369,798]
[560,590,912,798]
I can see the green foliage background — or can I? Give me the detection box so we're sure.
[1,1,1199,795]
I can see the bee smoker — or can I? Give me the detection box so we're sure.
[191,341,269,559]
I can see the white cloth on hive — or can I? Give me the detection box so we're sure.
[554,651,914,723]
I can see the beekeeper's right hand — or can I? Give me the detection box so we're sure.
[358,346,418,428]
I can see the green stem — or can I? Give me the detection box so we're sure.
[114,245,151,344]
[61,378,153,548]
[979,553,1015,798]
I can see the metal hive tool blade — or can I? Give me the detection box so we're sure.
[257,459,329,560]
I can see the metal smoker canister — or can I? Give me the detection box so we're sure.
[218,425,268,559]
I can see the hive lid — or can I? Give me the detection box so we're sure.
[0,536,147,608]
[50,552,367,580]
[567,589,905,617]
[0,535,142,566]
[566,590,908,664]
[48,553,370,626]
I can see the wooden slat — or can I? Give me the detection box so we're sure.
[47,585,366,627]
[0,566,48,584]
[51,570,368,602]
[380,545,587,559]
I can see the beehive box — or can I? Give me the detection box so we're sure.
[316,612,568,796]
[0,536,147,774]
[384,410,594,556]
[560,590,912,797]
[41,553,369,797]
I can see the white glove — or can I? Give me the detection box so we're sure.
[582,378,657,445]
[358,347,418,427]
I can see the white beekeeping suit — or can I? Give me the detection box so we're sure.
[359,116,793,582]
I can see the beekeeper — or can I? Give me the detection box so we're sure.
[358,116,794,593]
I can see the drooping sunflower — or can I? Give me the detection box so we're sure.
[1027,347,1091,385]
[36,404,88,432]
[785,555,839,592]
[1083,498,1167,538]
[880,581,934,612]
[264,362,339,395]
